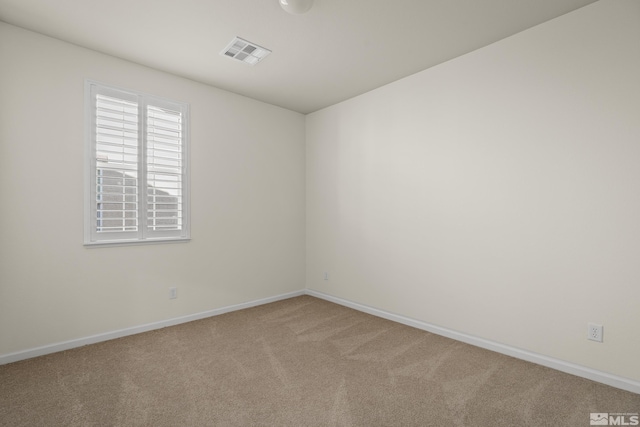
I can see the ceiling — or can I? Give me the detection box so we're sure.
[0,0,597,114]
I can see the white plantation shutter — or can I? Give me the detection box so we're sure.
[95,94,139,234]
[85,81,189,245]
[146,104,184,235]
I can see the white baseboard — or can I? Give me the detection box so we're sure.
[306,289,640,395]
[3,288,638,395]
[0,290,305,366]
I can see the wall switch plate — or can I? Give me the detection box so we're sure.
[169,287,177,299]
[323,272,329,281]
[587,323,603,342]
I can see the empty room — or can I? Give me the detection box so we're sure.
[1,0,639,425]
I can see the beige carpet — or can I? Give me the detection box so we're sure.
[1,295,638,426]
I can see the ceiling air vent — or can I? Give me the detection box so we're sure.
[220,37,271,66]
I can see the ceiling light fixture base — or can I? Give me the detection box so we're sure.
[279,0,314,14]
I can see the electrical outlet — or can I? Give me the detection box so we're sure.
[169,287,177,299]
[587,323,603,342]
[323,272,329,281]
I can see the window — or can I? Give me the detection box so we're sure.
[85,81,190,246]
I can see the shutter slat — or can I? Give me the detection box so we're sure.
[96,95,137,109]
[147,141,180,151]
[96,106,138,120]
[148,136,181,146]
[147,116,181,128]
[97,129,138,140]
[97,122,138,133]
[148,146,182,156]
[96,160,138,168]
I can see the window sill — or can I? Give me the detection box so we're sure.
[84,237,191,248]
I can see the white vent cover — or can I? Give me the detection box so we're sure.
[220,37,271,66]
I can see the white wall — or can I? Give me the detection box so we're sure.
[306,0,640,382]
[0,23,305,356]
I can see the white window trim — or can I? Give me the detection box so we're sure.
[84,80,190,247]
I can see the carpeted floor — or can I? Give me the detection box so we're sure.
[1,295,639,426]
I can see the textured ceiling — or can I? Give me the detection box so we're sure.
[0,0,597,113]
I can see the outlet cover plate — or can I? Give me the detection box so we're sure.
[587,323,603,342]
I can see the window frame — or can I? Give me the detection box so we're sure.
[84,80,190,247]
